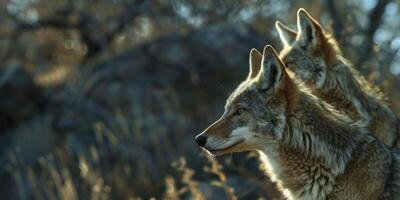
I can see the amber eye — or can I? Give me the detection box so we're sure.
[235,108,246,116]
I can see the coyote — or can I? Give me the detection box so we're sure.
[275,8,400,148]
[195,45,400,199]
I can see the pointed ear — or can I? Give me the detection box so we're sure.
[296,8,323,48]
[275,21,297,46]
[257,45,286,91]
[248,48,262,79]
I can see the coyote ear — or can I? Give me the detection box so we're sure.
[275,21,297,46]
[297,8,323,48]
[257,45,285,91]
[248,48,263,79]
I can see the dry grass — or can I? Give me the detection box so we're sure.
[5,83,276,199]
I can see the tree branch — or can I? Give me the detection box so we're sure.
[326,0,344,39]
[356,0,391,67]
[1,0,159,65]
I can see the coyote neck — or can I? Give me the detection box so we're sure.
[318,57,386,121]
[316,57,399,147]
[259,92,359,200]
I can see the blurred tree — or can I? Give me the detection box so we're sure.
[0,0,399,199]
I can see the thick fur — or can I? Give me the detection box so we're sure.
[276,8,400,148]
[196,45,400,199]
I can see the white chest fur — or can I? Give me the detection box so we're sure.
[258,148,335,200]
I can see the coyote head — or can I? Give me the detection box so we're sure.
[195,45,298,155]
[275,8,341,88]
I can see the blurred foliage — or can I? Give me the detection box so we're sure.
[0,0,399,199]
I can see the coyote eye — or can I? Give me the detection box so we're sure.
[235,108,246,116]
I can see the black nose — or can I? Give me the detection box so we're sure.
[195,134,207,147]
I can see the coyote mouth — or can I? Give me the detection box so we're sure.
[208,138,245,154]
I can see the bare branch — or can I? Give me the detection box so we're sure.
[356,0,392,67]
[325,0,344,39]
[1,0,166,65]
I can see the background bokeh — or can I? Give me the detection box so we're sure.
[1,0,400,199]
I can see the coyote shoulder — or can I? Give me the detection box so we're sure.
[196,45,400,199]
[275,8,400,148]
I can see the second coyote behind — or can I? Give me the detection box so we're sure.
[196,45,400,199]
[275,8,400,148]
